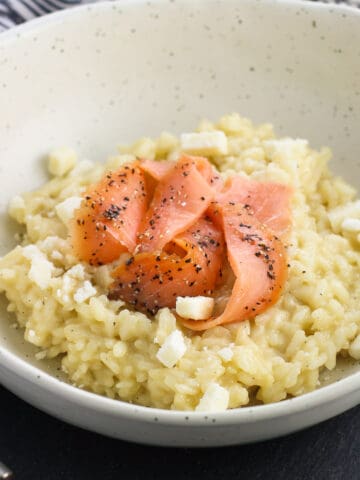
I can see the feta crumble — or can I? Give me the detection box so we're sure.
[156,330,187,368]
[8,195,26,223]
[218,347,234,362]
[196,383,230,412]
[328,200,360,233]
[176,296,214,320]
[180,131,228,156]
[349,334,360,360]
[22,245,54,289]
[66,264,86,280]
[341,218,360,233]
[29,258,54,290]
[48,148,77,176]
[55,196,83,225]
[51,250,63,261]
[69,159,95,176]
[74,280,97,303]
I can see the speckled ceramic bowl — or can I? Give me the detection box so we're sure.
[0,0,360,446]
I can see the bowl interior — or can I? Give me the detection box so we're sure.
[0,0,360,383]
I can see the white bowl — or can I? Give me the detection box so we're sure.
[0,0,360,447]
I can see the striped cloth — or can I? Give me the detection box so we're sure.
[0,0,93,31]
[0,0,359,32]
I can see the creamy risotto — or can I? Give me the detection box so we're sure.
[1,113,360,411]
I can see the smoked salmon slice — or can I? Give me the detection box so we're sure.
[109,217,224,314]
[218,175,292,237]
[139,159,175,182]
[71,153,291,330]
[140,156,223,190]
[180,204,288,330]
[71,164,148,265]
[137,156,216,253]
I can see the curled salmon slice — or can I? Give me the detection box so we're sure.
[71,164,148,265]
[140,159,176,181]
[180,204,288,331]
[137,156,216,253]
[71,153,291,331]
[140,156,223,190]
[218,175,292,237]
[109,217,224,314]
[190,155,223,192]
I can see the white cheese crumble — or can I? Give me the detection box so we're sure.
[218,347,234,362]
[40,236,67,252]
[94,264,114,289]
[29,258,54,290]
[195,383,229,412]
[341,218,360,233]
[51,250,63,261]
[264,138,308,157]
[112,341,128,358]
[349,334,360,360]
[176,296,214,320]
[48,148,77,176]
[8,195,26,223]
[328,200,360,233]
[55,196,83,225]
[73,280,97,303]
[66,264,86,280]
[180,131,228,156]
[28,329,36,339]
[156,330,187,368]
[22,245,54,289]
[35,350,47,360]
[69,159,95,176]
[167,150,181,163]
[0,268,16,280]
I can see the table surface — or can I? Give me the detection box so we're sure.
[0,385,359,480]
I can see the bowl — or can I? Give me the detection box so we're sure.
[0,0,359,447]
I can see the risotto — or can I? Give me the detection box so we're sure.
[1,113,360,411]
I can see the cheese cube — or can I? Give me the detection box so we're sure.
[22,244,42,261]
[196,383,229,412]
[0,268,16,280]
[176,296,214,320]
[69,160,95,177]
[66,264,86,280]
[349,334,360,360]
[156,330,186,368]
[74,280,97,303]
[328,200,360,233]
[22,245,54,290]
[51,250,63,261]
[113,341,128,358]
[8,195,26,223]
[48,148,77,176]
[28,257,54,290]
[55,196,83,224]
[341,218,360,233]
[180,131,228,155]
[218,347,234,362]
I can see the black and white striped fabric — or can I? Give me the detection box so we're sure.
[0,0,93,31]
[0,0,359,32]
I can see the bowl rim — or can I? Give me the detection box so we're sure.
[1,346,360,425]
[0,0,359,424]
[0,0,359,45]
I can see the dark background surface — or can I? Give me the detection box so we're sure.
[0,385,359,480]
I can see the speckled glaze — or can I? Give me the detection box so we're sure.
[0,0,360,446]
